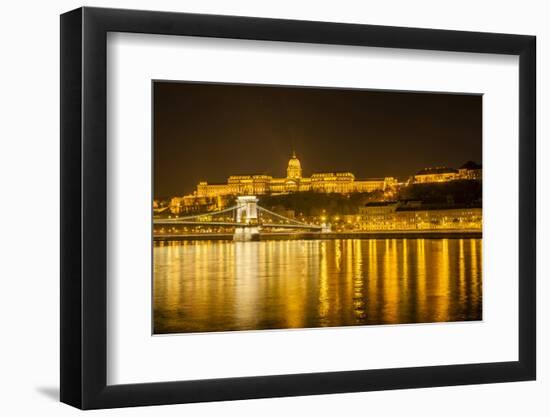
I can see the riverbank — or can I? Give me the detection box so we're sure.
[154,229,482,242]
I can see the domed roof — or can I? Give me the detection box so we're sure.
[286,151,302,179]
[287,151,301,170]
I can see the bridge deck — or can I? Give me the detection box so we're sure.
[154,220,322,229]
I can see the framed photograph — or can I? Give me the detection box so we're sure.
[60,7,536,409]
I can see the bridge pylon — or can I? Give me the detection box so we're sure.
[234,196,260,241]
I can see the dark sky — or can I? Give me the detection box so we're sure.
[154,81,481,198]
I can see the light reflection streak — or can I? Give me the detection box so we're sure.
[153,238,482,333]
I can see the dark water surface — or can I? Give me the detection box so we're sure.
[153,239,482,334]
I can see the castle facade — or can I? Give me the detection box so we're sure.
[192,152,398,198]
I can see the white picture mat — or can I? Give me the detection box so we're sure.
[106,32,519,385]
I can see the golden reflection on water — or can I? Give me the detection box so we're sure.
[153,238,482,334]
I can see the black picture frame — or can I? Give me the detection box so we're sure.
[60,6,536,410]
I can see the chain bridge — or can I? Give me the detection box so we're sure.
[154,196,330,241]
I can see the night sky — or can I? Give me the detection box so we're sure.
[154,81,481,199]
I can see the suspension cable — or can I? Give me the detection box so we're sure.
[164,204,244,221]
[256,206,320,228]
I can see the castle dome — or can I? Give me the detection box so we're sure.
[288,151,301,169]
[286,151,302,179]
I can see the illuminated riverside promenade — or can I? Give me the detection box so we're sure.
[155,230,481,242]
[153,238,482,333]
[154,194,481,240]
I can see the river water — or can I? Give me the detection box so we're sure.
[153,238,482,334]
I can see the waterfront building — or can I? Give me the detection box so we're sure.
[359,201,399,216]
[358,206,482,231]
[191,152,397,198]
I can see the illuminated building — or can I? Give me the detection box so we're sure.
[359,201,399,216]
[358,205,482,231]
[414,167,459,183]
[414,162,482,183]
[458,161,482,180]
[286,150,302,179]
[191,152,397,198]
